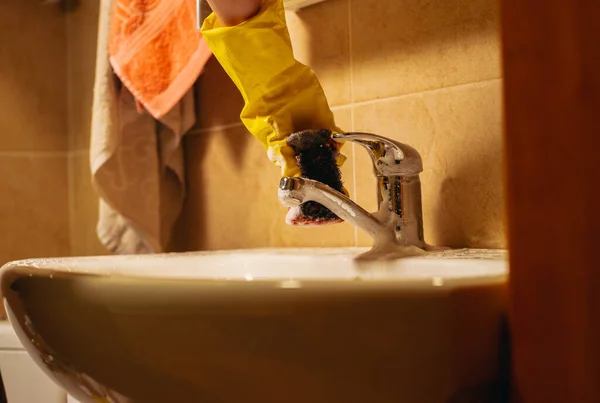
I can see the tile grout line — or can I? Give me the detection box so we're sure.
[351,142,359,246]
[66,10,74,152]
[69,149,89,157]
[349,78,503,109]
[347,0,359,246]
[67,153,75,255]
[187,121,245,135]
[65,11,77,255]
[330,104,352,111]
[348,0,355,110]
[0,151,69,158]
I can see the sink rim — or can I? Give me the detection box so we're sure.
[0,247,507,291]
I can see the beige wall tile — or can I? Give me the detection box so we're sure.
[353,80,505,248]
[69,152,107,256]
[67,0,100,151]
[181,109,356,250]
[285,0,351,106]
[0,0,68,151]
[193,57,245,131]
[195,57,244,129]
[351,0,500,102]
[0,155,70,264]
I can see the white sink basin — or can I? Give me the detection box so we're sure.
[1,247,508,403]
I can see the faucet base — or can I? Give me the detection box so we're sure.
[356,242,427,261]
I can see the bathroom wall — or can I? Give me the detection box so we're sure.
[11,0,503,257]
[180,0,505,250]
[0,0,105,262]
[0,1,70,264]
[66,0,106,256]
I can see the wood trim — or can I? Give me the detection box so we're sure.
[501,0,600,401]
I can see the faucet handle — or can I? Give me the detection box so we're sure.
[332,132,423,176]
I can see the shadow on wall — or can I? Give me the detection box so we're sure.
[427,81,506,249]
[172,133,211,252]
[432,143,505,249]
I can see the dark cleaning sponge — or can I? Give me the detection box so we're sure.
[286,129,344,225]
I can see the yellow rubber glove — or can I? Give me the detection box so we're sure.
[201,0,344,177]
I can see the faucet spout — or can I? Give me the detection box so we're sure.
[278,131,432,257]
[278,177,391,243]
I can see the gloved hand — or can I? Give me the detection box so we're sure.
[201,0,346,177]
[201,0,347,224]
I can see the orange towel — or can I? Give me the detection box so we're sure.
[109,0,212,119]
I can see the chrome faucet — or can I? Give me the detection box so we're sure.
[278,132,427,250]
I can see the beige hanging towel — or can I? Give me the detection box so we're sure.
[91,0,209,254]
